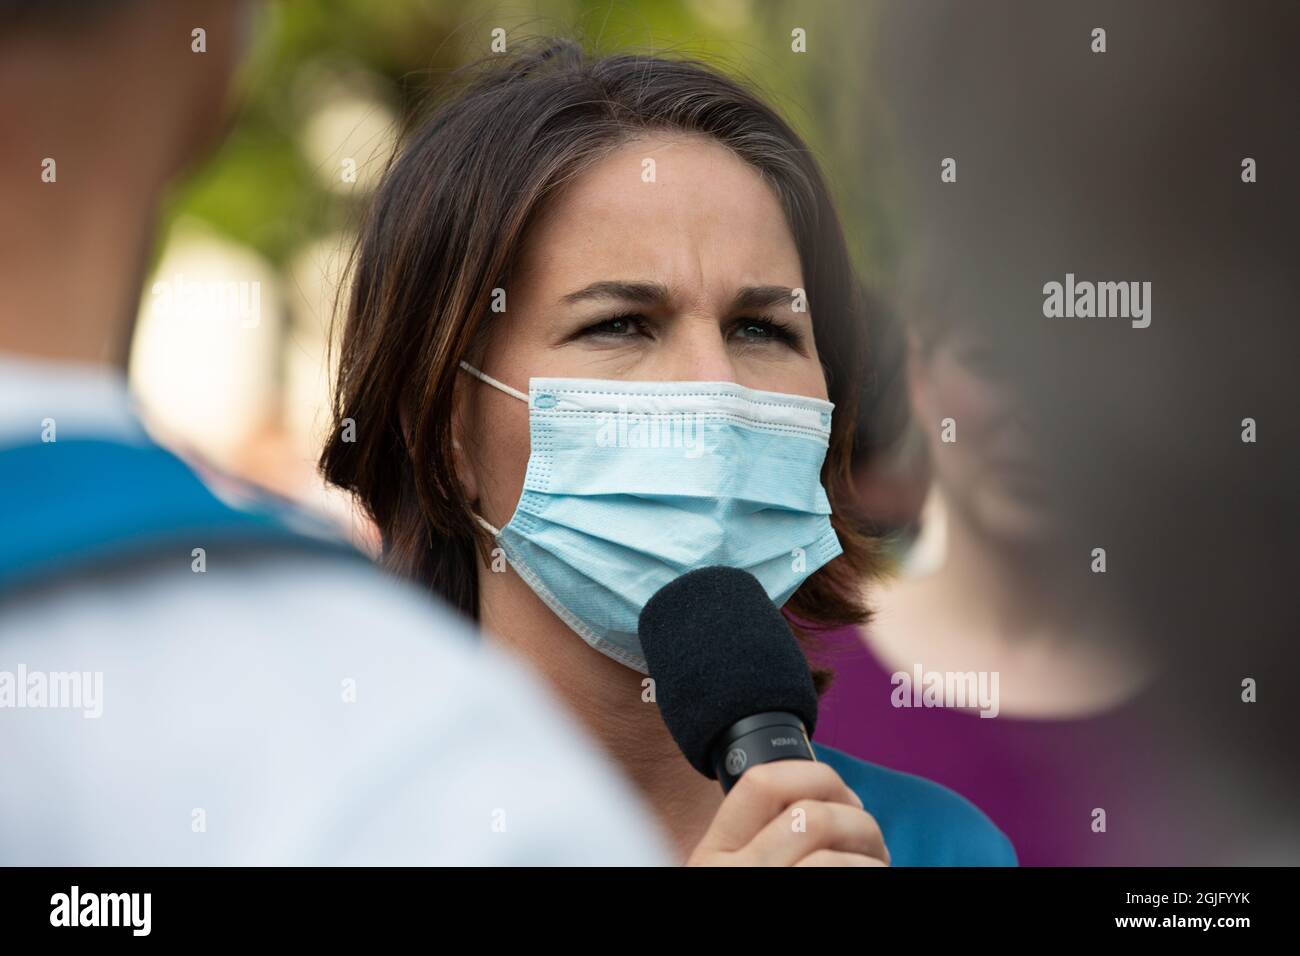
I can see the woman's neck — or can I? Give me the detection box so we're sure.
[937,503,1075,644]
[479,568,722,862]
[869,493,1153,717]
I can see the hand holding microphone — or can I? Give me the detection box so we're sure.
[638,566,890,867]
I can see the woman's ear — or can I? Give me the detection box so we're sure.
[451,375,480,505]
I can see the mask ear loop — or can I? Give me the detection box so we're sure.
[473,513,502,537]
[459,361,529,403]
[458,361,525,538]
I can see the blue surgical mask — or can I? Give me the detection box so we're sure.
[459,362,843,674]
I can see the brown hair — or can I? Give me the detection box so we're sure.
[321,39,882,686]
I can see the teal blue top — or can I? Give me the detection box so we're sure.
[812,741,1017,866]
[0,438,359,594]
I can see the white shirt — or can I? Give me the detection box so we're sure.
[0,355,670,865]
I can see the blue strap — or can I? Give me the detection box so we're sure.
[0,438,360,594]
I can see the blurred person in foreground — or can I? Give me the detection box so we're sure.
[818,0,1299,864]
[0,0,670,866]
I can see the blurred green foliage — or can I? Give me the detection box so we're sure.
[165,0,898,286]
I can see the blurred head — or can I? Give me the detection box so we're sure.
[322,40,881,645]
[0,0,257,365]
[0,0,254,181]
[907,300,1057,545]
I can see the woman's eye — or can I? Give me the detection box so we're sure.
[730,317,802,349]
[579,314,648,338]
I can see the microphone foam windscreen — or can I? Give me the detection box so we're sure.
[637,566,819,777]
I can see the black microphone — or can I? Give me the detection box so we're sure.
[638,566,819,792]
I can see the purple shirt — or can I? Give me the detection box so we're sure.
[809,626,1189,865]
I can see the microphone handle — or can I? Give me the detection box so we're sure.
[711,711,815,793]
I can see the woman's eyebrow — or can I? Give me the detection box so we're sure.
[730,286,798,312]
[561,280,671,306]
[560,281,799,312]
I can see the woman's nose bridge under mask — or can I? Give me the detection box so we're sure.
[457,360,842,674]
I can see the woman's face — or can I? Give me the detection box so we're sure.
[909,328,1056,541]
[456,133,827,530]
